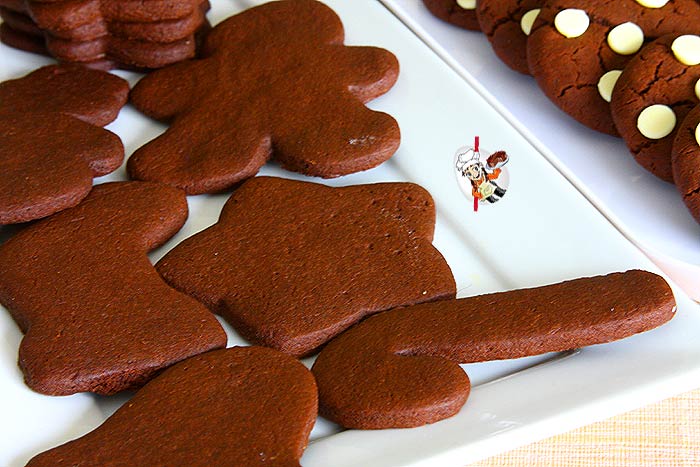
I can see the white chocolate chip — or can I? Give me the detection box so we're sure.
[607,22,644,55]
[637,104,677,139]
[671,35,700,66]
[695,122,700,147]
[456,0,476,9]
[634,0,669,7]
[597,70,623,102]
[695,78,700,100]
[554,9,590,38]
[520,9,541,36]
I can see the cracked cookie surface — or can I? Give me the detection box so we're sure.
[527,0,700,135]
[477,0,542,74]
[672,104,700,224]
[611,34,700,182]
[423,0,481,30]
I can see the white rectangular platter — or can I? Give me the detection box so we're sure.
[1,1,700,466]
[382,0,700,300]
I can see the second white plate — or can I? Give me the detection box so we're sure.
[382,0,700,300]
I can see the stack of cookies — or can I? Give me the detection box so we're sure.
[0,0,210,69]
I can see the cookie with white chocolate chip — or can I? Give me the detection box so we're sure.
[423,0,481,31]
[611,34,700,182]
[672,104,700,224]
[527,0,700,136]
[477,0,542,74]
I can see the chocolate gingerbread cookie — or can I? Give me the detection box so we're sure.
[27,0,204,30]
[0,7,42,37]
[0,182,227,395]
[423,0,481,31]
[25,346,318,467]
[611,34,700,182]
[527,0,700,135]
[156,176,456,357]
[0,64,128,224]
[477,0,542,74]
[672,104,700,224]
[0,0,47,54]
[0,21,48,55]
[0,0,24,13]
[128,0,400,194]
[312,270,675,429]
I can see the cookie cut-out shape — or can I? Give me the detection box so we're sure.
[0,182,227,395]
[611,34,700,181]
[672,105,700,224]
[0,64,128,224]
[477,0,543,74]
[423,0,481,30]
[528,0,700,136]
[25,346,317,467]
[156,176,456,357]
[312,270,675,429]
[128,0,400,195]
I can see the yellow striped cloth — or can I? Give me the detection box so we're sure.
[471,389,700,466]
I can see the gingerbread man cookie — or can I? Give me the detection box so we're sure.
[156,176,456,357]
[312,270,675,429]
[527,0,700,135]
[26,346,318,467]
[672,104,700,224]
[423,0,481,31]
[611,34,700,182]
[128,0,400,194]
[0,64,128,224]
[0,182,227,395]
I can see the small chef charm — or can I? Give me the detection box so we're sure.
[454,136,510,212]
